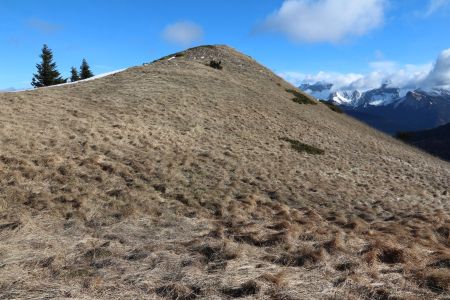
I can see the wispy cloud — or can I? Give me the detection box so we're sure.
[369,60,398,73]
[6,37,21,47]
[259,0,386,43]
[425,0,450,16]
[280,49,450,91]
[27,18,63,34]
[162,21,203,47]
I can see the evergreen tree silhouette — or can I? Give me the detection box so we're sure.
[31,44,66,87]
[70,67,80,82]
[79,59,94,80]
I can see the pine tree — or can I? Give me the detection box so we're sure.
[70,67,80,82]
[79,59,94,80]
[31,44,66,87]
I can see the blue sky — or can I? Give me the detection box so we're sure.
[1,0,450,90]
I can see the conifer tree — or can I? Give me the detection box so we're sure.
[79,59,94,80]
[70,67,80,82]
[31,44,66,87]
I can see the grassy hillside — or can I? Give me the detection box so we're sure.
[0,45,449,299]
[397,122,450,161]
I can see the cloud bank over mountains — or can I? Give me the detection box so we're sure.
[281,48,450,92]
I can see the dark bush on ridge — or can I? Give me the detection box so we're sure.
[209,60,223,70]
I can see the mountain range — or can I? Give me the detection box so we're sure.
[300,82,450,134]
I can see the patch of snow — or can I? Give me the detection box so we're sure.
[369,100,384,106]
[368,92,398,106]
[1,69,127,93]
[43,69,127,89]
[73,69,126,83]
[0,87,30,93]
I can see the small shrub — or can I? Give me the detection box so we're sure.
[280,137,324,155]
[209,60,223,70]
[323,236,344,254]
[259,271,286,286]
[420,270,450,293]
[429,259,450,269]
[269,247,325,267]
[0,221,21,231]
[335,261,358,272]
[83,248,112,260]
[155,283,200,300]
[286,89,317,105]
[124,249,148,261]
[197,243,238,262]
[319,100,344,113]
[378,248,405,264]
[221,280,260,298]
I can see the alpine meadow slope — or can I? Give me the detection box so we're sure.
[0,45,449,299]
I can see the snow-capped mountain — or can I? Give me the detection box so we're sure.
[330,90,362,105]
[354,84,400,107]
[300,82,450,134]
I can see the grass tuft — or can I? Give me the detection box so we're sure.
[155,283,200,300]
[319,100,344,113]
[286,89,317,105]
[280,137,324,155]
[425,271,450,293]
[221,280,260,298]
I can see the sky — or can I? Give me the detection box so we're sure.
[1,0,450,91]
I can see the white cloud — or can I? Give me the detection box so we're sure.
[425,0,450,16]
[162,21,203,46]
[280,71,365,90]
[423,49,450,89]
[261,0,385,43]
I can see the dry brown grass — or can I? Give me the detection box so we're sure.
[0,45,449,299]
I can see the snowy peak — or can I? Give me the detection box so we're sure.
[355,85,400,107]
[331,90,362,105]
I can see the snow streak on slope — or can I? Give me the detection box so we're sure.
[0,69,127,93]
